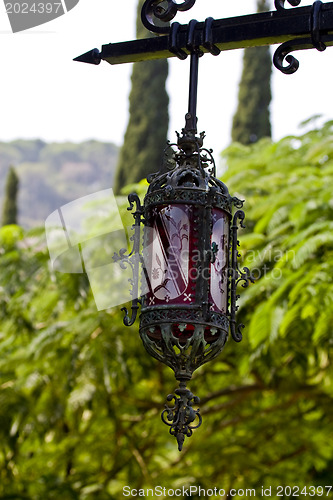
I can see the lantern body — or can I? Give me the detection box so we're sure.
[139,160,233,380]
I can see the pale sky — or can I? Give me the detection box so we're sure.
[1,0,332,160]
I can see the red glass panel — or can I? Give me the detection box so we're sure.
[142,205,230,345]
[143,204,192,306]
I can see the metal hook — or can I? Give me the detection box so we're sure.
[186,19,203,55]
[311,1,326,52]
[168,22,188,59]
[273,39,301,74]
[203,17,221,56]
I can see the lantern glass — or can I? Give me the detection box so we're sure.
[141,200,231,345]
[144,204,191,305]
[210,208,229,314]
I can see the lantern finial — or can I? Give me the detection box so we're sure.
[161,381,202,451]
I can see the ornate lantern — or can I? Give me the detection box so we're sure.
[112,34,254,449]
[114,127,252,450]
[138,131,253,451]
[114,117,253,451]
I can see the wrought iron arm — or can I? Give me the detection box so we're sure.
[74,2,333,67]
[229,210,255,343]
[112,193,144,326]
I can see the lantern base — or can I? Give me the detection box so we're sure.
[161,380,202,451]
[139,308,228,380]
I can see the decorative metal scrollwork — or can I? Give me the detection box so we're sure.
[273,1,329,74]
[229,209,255,343]
[273,39,301,74]
[161,381,202,451]
[140,321,228,380]
[112,193,144,326]
[274,0,301,11]
[141,0,196,34]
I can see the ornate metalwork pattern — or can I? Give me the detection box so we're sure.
[273,1,331,74]
[161,382,202,451]
[229,210,255,343]
[112,194,144,326]
[139,323,228,380]
[144,189,232,213]
[141,0,196,34]
[140,320,225,449]
[140,307,229,329]
[274,0,301,11]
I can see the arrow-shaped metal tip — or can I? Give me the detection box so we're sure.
[74,48,101,65]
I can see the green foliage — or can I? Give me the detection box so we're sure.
[0,122,333,497]
[2,166,19,226]
[231,0,272,144]
[0,225,167,498]
[221,121,333,485]
[0,140,118,228]
[113,0,169,194]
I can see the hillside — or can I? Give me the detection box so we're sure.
[0,139,119,227]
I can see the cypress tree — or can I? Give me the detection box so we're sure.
[113,0,169,194]
[231,0,272,145]
[2,166,19,226]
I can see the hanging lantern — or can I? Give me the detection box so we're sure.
[113,118,253,450]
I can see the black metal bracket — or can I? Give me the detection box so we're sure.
[203,17,221,56]
[75,2,333,73]
[168,22,188,60]
[168,17,220,60]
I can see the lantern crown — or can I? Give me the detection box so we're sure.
[146,127,231,206]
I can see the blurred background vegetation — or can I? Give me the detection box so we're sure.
[1,0,333,498]
[0,140,118,228]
